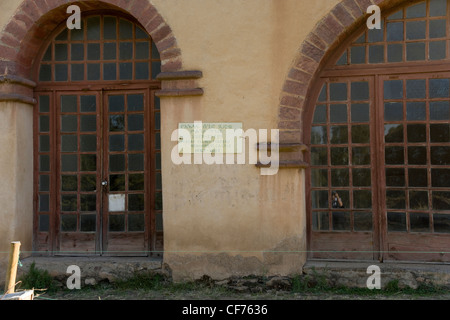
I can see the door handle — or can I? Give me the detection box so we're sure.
[101,180,108,186]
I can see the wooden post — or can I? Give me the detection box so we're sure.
[4,241,21,295]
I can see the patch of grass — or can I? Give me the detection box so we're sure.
[17,262,57,295]
[111,272,166,291]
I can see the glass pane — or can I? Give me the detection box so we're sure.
[87,16,100,40]
[429,19,446,38]
[353,168,371,187]
[429,78,450,98]
[39,96,50,113]
[409,190,429,210]
[384,80,403,100]
[354,212,372,231]
[311,126,327,144]
[330,147,348,165]
[330,104,347,123]
[385,168,405,187]
[104,63,117,80]
[81,174,96,192]
[71,43,84,61]
[87,43,100,60]
[71,64,84,81]
[406,79,426,99]
[80,154,96,171]
[430,101,450,120]
[386,190,405,209]
[332,212,350,231]
[61,214,77,231]
[406,21,426,40]
[71,27,83,41]
[406,42,425,61]
[331,169,349,187]
[39,65,52,81]
[387,22,403,41]
[351,125,370,143]
[87,64,100,80]
[155,192,163,210]
[129,194,144,211]
[129,174,144,191]
[39,194,49,212]
[384,124,403,142]
[352,146,370,165]
[313,105,326,123]
[80,214,96,232]
[432,191,450,210]
[136,26,149,39]
[407,124,426,142]
[80,95,96,112]
[39,175,50,192]
[369,45,384,63]
[129,154,144,171]
[128,114,144,131]
[128,94,144,111]
[109,95,125,112]
[80,194,96,211]
[336,51,347,65]
[135,62,149,80]
[104,16,117,40]
[104,43,117,60]
[387,44,403,62]
[312,212,329,231]
[128,214,145,232]
[151,61,161,79]
[110,115,124,132]
[55,178,70,198]
[385,146,404,164]
[55,64,68,81]
[353,190,372,208]
[155,112,161,130]
[119,42,133,60]
[39,135,50,152]
[311,190,328,209]
[61,115,77,132]
[406,2,426,18]
[410,212,429,232]
[433,214,450,233]
[42,45,52,61]
[151,42,160,59]
[109,154,125,172]
[330,126,348,144]
[61,95,77,113]
[80,135,97,152]
[311,169,328,187]
[81,115,97,132]
[40,155,50,172]
[332,190,349,208]
[430,124,450,142]
[119,19,133,39]
[368,21,383,42]
[329,83,347,101]
[156,153,161,170]
[135,42,149,59]
[39,214,50,232]
[39,115,50,132]
[109,135,125,151]
[430,0,447,16]
[406,102,426,121]
[119,62,133,80]
[408,168,428,187]
[109,174,125,191]
[55,44,67,61]
[61,135,77,153]
[351,46,366,64]
[387,212,406,232]
[61,154,77,172]
[156,172,162,190]
[311,147,327,166]
[351,103,370,122]
[109,214,125,232]
[61,194,77,211]
[318,84,327,102]
[431,169,450,187]
[351,82,369,101]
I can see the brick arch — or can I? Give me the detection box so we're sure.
[277,0,417,144]
[0,0,182,79]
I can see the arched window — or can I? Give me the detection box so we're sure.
[308,0,450,262]
[34,14,163,256]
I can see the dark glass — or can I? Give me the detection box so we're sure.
[80,95,96,112]
[87,16,101,40]
[311,190,328,209]
[386,190,405,209]
[312,212,329,231]
[429,41,446,60]
[431,124,450,142]
[55,64,68,82]
[81,174,96,192]
[129,194,144,211]
[80,154,96,171]
[407,124,426,142]
[104,63,117,80]
[120,62,133,80]
[61,154,77,172]
[87,63,100,80]
[431,169,450,187]
[39,175,50,192]
[151,61,161,79]
[39,115,50,132]
[430,101,450,120]
[61,194,77,212]
[81,115,97,132]
[61,95,77,113]
[109,154,125,172]
[330,147,348,165]
[330,104,347,123]
[155,112,161,130]
[155,132,161,150]
[429,19,446,38]
[109,115,125,132]
[156,172,162,190]
[119,19,133,40]
[103,43,117,60]
[387,44,403,62]
[129,173,144,191]
[156,153,161,170]
[128,114,144,131]
[39,65,52,81]
[406,21,426,40]
[80,194,96,212]
[409,190,429,210]
[433,214,450,233]
[330,83,347,101]
[119,42,133,60]
[408,168,428,187]
[331,169,349,187]
[406,2,426,18]
[61,175,77,192]
[369,45,384,64]
[129,154,144,171]
[40,155,50,172]
[80,135,97,152]
[431,146,450,165]
[311,169,328,187]
[128,94,144,111]
[387,22,403,41]
[429,78,450,98]
[39,135,50,152]
[155,192,163,210]
[387,212,406,232]
[39,96,50,113]
[332,212,351,231]
[432,191,450,210]
[406,42,425,61]
[61,214,77,232]
[410,212,429,232]
[354,212,373,231]
[135,42,149,59]
[104,16,117,40]
[384,80,403,100]
[109,95,125,112]
[71,43,84,61]
[128,214,145,232]
[351,82,369,101]
[109,174,125,191]
[135,62,149,80]
[39,214,50,232]
[310,126,327,145]
[39,194,49,212]
[430,0,447,16]
[42,45,52,61]
[353,168,371,187]
[71,27,84,41]
[336,51,347,65]
[80,214,96,232]
[136,26,149,39]
[128,134,144,151]
[352,147,370,165]
[318,84,327,102]
[406,102,426,121]
[55,44,67,61]
[71,64,84,81]
[351,125,370,143]
[408,146,427,165]
[311,147,327,166]
[330,126,348,144]
[334,190,349,208]
[353,190,372,209]
[109,135,125,152]
[351,103,370,122]
[406,79,426,99]
[385,146,404,164]
[385,168,405,187]
[313,105,326,123]
[151,42,160,59]
[384,124,403,142]
[109,214,125,232]
[351,46,366,64]
[368,21,383,42]
[87,43,100,60]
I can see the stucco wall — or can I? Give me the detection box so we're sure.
[0,0,341,282]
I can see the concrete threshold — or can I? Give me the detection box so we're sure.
[303,260,450,289]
